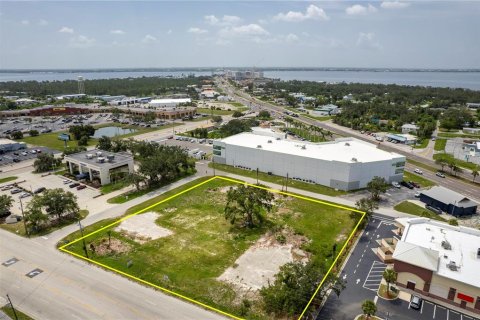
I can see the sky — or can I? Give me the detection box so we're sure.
[0,1,479,69]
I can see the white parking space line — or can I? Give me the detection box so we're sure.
[433,304,436,318]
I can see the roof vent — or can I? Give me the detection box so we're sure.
[447,261,458,271]
[351,157,357,162]
[301,145,306,150]
[345,142,350,146]
[86,154,93,159]
[441,240,452,250]
[257,145,262,148]
[477,248,480,259]
[267,140,272,143]
[96,151,103,156]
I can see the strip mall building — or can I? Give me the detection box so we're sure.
[384,218,480,315]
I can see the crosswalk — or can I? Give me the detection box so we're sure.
[363,261,387,292]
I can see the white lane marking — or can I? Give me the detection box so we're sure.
[433,304,436,318]
[356,279,361,284]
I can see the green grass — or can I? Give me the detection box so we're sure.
[394,201,446,222]
[1,306,34,320]
[438,132,480,139]
[407,159,439,173]
[305,115,332,121]
[210,163,346,196]
[0,209,89,237]
[228,102,245,108]
[403,171,436,187]
[433,153,479,170]
[0,176,18,184]
[62,177,356,319]
[413,139,429,149]
[100,179,131,194]
[197,108,234,115]
[434,139,447,151]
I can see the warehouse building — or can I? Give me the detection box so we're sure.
[391,218,480,315]
[149,98,191,108]
[0,139,27,153]
[213,133,405,191]
[64,149,134,186]
[419,186,478,216]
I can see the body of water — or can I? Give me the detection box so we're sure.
[93,126,136,138]
[1,69,479,90]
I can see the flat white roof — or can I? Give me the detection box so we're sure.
[398,217,480,288]
[220,133,404,163]
[150,98,191,104]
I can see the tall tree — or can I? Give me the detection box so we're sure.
[383,268,398,297]
[37,189,80,221]
[33,153,61,173]
[367,176,389,201]
[362,300,377,320]
[471,168,479,183]
[224,185,274,228]
[356,197,379,222]
[0,194,13,214]
[97,135,112,151]
[24,203,48,232]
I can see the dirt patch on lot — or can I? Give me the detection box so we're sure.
[94,238,131,256]
[218,228,309,291]
[115,212,173,243]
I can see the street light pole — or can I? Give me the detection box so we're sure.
[19,197,29,238]
[6,294,18,320]
[78,219,89,258]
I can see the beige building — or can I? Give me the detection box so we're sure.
[382,218,480,315]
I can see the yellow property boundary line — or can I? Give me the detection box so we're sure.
[59,175,366,320]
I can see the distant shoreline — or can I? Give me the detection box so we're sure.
[1,67,479,73]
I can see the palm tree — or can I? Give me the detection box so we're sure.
[472,168,479,182]
[362,300,377,320]
[383,268,398,297]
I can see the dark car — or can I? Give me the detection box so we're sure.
[33,187,46,194]
[410,295,423,310]
[400,181,414,189]
[409,181,420,188]
[10,188,22,194]
[69,182,80,188]
[76,185,86,190]
[13,152,19,156]
[12,158,21,163]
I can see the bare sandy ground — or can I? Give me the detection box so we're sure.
[218,235,307,291]
[115,211,173,243]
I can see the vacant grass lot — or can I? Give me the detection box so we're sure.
[210,163,347,196]
[62,176,357,319]
[197,107,234,115]
[433,153,479,170]
[403,172,436,188]
[434,138,447,151]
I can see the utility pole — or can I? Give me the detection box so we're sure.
[6,294,19,320]
[285,173,289,193]
[256,168,259,184]
[78,219,89,258]
[19,197,29,238]
[212,157,216,176]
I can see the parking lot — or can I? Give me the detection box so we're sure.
[342,183,421,208]
[0,171,101,218]
[0,146,57,167]
[149,135,213,156]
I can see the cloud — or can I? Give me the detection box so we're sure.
[220,24,269,37]
[110,29,125,35]
[141,34,157,43]
[284,33,299,43]
[167,29,172,35]
[356,32,382,49]
[346,4,378,15]
[188,27,208,34]
[381,1,410,9]
[59,27,74,34]
[20,20,30,26]
[69,35,95,48]
[274,5,329,22]
[38,19,48,26]
[204,15,242,26]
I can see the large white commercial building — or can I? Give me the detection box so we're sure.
[149,98,191,108]
[213,133,405,190]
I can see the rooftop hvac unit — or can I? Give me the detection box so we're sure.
[447,261,458,271]
[351,157,357,162]
[96,151,103,156]
[257,145,262,148]
[345,143,350,146]
[441,240,452,250]
[477,248,480,258]
[97,157,105,163]
[268,140,272,143]
[301,145,306,150]
[107,155,115,162]
[86,154,94,159]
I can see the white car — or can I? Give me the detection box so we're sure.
[63,179,70,184]
[392,181,401,188]
[414,192,421,198]
[414,168,423,175]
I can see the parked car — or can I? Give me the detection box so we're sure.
[1,185,13,191]
[76,185,86,190]
[414,168,423,175]
[436,172,446,178]
[13,152,19,156]
[12,158,21,163]
[63,179,70,184]
[400,181,414,189]
[10,188,22,194]
[69,182,80,188]
[391,181,401,188]
[36,149,42,153]
[426,205,442,215]
[19,192,31,199]
[21,152,28,156]
[33,187,46,194]
[410,295,423,310]
[30,150,37,154]
[414,192,421,198]
[409,181,420,188]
